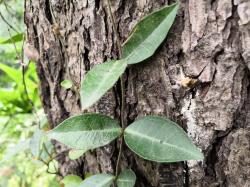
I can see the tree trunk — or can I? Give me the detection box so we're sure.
[24,0,250,186]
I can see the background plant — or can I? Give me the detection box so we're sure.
[0,0,60,186]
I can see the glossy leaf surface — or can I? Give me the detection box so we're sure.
[47,114,122,150]
[79,174,114,187]
[117,169,136,187]
[124,116,204,162]
[122,3,178,64]
[81,60,127,109]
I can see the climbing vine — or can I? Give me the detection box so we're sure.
[48,2,204,187]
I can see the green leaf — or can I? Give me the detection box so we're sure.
[48,160,58,173]
[124,116,204,162]
[68,149,87,160]
[0,63,21,84]
[79,174,114,187]
[84,172,92,179]
[47,113,122,150]
[0,88,18,104]
[62,175,83,187]
[39,139,54,162]
[3,139,30,161]
[122,3,179,64]
[81,59,127,109]
[61,79,73,89]
[0,33,24,44]
[117,169,136,187]
[30,128,45,158]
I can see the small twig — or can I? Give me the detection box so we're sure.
[37,157,61,176]
[3,1,18,21]
[7,28,32,105]
[42,143,53,159]
[42,143,71,163]
[0,116,12,133]
[106,0,122,57]
[0,12,19,33]
[37,144,64,177]
[7,28,22,59]
[2,0,22,31]
[107,0,126,181]
[8,28,42,129]
[38,157,48,165]
[115,135,123,177]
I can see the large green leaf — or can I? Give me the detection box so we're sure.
[124,116,204,162]
[122,3,179,64]
[79,174,114,187]
[116,169,136,187]
[47,114,122,150]
[81,59,127,109]
[62,175,83,187]
[0,33,24,44]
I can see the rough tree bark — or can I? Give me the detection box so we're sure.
[25,0,250,186]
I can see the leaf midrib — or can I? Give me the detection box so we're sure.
[50,127,121,134]
[125,128,200,158]
[124,5,176,61]
[83,60,125,108]
[117,179,134,182]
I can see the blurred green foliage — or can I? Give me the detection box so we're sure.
[0,0,60,186]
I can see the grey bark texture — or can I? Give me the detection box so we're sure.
[25,0,250,186]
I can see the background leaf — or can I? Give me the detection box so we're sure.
[0,33,24,44]
[3,139,30,161]
[117,169,136,187]
[62,175,83,187]
[0,63,21,83]
[29,128,44,158]
[47,114,122,150]
[47,160,58,173]
[0,1,60,186]
[122,3,178,64]
[81,59,127,109]
[79,174,114,187]
[124,116,204,162]
[39,139,54,162]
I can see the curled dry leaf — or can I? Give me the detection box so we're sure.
[180,77,198,88]
[24,42,40,62]
[0,167,14,177]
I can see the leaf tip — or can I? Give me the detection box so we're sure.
[195,150,204,160]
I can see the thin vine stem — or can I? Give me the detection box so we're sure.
[107,0,122,58]
[7,28,42,129]
[0,11,19,33]
[107,0,125,180]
